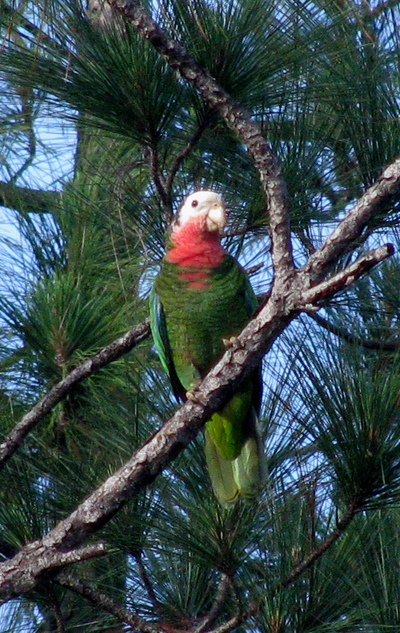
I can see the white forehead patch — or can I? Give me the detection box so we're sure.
[178,191,225,225]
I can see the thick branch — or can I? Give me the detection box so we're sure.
[111,0,294,277]
[0,319,150,468]
[50,542,108,567]
[0,283,296,599]
[0,242,387,599]
[0,0,397,605]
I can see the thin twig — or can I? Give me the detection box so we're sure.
[111,0,294,278]
[193,574,231,633]
[365,0,400,16]
[0,318,150,468]
[146,143,170,215]
[279,502,358,589]
[133,550,163,616]
[204,504,359,633]
[165,116,210,202]
[57,571,161,633]
[309,311,400,352]
[52,598,66,633]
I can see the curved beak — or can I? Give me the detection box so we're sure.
[206,204,227,232]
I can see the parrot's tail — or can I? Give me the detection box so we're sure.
[204,418,262,506]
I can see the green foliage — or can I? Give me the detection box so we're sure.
[1,0,400,631]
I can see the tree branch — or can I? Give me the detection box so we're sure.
[165,115,210,203]
[0,239,389,599]
[111,0,294,278]
[300,244,394,308]
[279,502,358,589]
[133,550,163,617]
[193,574,231,633]
[203,504,359,633]
[309,312,400,352]
[303,156,400,281]
[0,0,398,606]
[0,318,150,469]
[144,143,170,217]
[0,181,61,214]
[56,571,160,633]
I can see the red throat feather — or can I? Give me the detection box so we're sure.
[166,216,225,268]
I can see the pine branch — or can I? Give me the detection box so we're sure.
[300,245,394,309]
[56,571,160,633]
[193,574,231,633]
[0,181,61,213]
[309,312,400,352]
[165,115,210,203]
[111,0,294,278]
[303,156,400,281]
[367,0,400,16]
[145,143,170,216]
[279,502,359,588]
[0,237,390,600]
[202,504,359,633]
[0,0,399,605]
[0,318,150,468]
[133,550,163,617]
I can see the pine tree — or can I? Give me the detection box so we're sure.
[1,0,400,631]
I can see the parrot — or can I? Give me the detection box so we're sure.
[150,190,262,505]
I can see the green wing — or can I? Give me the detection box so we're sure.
[149,287,186,401]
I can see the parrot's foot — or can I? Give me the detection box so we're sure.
[185,381,201,400]
[185,388,207,406]
[223,335,239,348]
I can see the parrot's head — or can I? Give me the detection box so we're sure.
[167,191,227,269]
[176,191,227,234]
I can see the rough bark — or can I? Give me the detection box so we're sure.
[0,0,399,620]
[0,241,392,601]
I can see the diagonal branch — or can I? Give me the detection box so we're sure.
[56,571,160,633]
[203,504,360,633]
[279,502,358,589]
[193,574,231,633]
[309,312,400,352]
[111,0,294,278]
[165,115,210,203]
[300,244,394,308]
[0,180,61,214]
[303,156,400,281]
[0,318,150,468]
[0,0,398,607]
[133,550,163,617]
[0,237,391,601]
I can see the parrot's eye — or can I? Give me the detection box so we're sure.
[191,200,198,208]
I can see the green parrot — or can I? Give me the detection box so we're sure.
[150,190,262,505]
